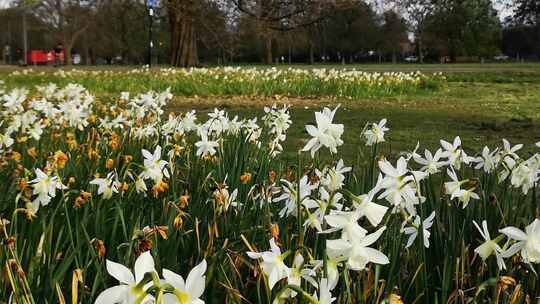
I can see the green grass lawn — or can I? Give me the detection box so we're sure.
[2,63,540,160]
[167,78,540,160]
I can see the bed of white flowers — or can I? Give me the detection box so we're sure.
[0,80,539,304]
[3,67,443,98]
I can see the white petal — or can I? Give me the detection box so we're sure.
[499,227,528,241]
[134,251,155,283]
[106,260,135,285]
[163,268,185,290]
[94,285,130,304]
[186,260,207,299]
[363,247,390,264]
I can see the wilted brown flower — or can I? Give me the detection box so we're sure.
[269,223,280,240]
[122,155,133,164]
[53,151,69,168]
[87,147,99,160]
[152,180,169,197]
[268,170,277,183]
[80,191,92,200]
[27,147,38,159]
[240,172,252,184]
[105,158,114,170]
[91,239,106,257]
[179,195,189,208]
[173,215,184,229]
[11,151,22,162]
[389,293,404,304]
[74,196,85,208]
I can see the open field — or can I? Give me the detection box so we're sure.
[1,64,540,303]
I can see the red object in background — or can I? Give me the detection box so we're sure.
[27,50,64,65]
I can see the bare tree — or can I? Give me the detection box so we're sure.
[167,0,355,67]
[393,0,435,63]
[33,0,101,65]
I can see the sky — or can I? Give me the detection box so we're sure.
[0,0,12,9]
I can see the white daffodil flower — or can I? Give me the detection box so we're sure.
[316,159,351,192]
[377,157,420,215]
[413,148,446,174]
[95,251,156,304]
[302,106,344,157]
[499,219,540,264]
[90,171,121,199]
[510,160,538,195]
[195,131,219,158]
[351,184,388,227]
[474,146,498,173]
[326,226,389,271]
[324,209,366,241]
[283,253,317,298]
[403,211,435,249]
[472,220,505,270]
[440,136,473,170]
[247,238,290,290]
[312,278,336,304]
[29,168,66,212]
[141,145,169,184]
[363,118,389,146]
[444,168,479,208]
[162,260,207,304]
[502,138,523,159]
[303,189,343,233]
[274,176,317,218]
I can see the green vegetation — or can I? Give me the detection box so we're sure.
[1,64,540,303]
[1,64,539,159]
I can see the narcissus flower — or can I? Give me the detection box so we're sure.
[29,168,66,212]
[444,168,479,208]
[247,238,290,290]
[500,219,540,264]
[326,226,389,272]
[473,220,505,270]
[474,146,498,173]
[90,171,121,199]
[403,211,436,249]
[95,251,156,304]
[363,118,389,146]
[440,136,473,170]
[195,131,219,158]
[141,145,169,184]
[413,148,446,174]
[162,260,207,304]
[302,106,344,157]
[312,278,336,304]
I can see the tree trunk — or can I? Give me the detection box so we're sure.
[418,37,424,64]
[264,34,272,64]
[309,42,314,64]
[169,1,198,67]
[288,44,292,64]
[64,41,73,65]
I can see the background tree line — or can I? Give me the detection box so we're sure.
[0,0,538,66]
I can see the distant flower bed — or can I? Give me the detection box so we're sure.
[4,66,445,98]
[0,81,538,303]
